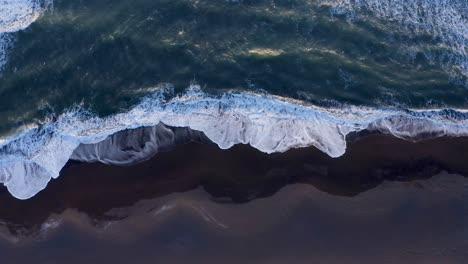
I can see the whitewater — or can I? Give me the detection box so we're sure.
[2,84,468,199]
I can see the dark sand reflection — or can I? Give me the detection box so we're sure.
[2,134,468,230]
[0,174,467,264]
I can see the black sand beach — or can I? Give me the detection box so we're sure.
[1,133,468,229]
[0,133,468,263]
[0,177,467,264]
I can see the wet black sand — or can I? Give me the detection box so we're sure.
[1,134,468,263]
[0,174,467,264]
[1,134,468,231]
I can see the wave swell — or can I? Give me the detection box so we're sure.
[1,85,468,199]
[327,0,468,86]
[0,0,51,70]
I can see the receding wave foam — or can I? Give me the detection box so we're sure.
[1,84,468,199]
[0,0,51,70]
[325,0,468,86]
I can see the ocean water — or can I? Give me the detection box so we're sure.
[0,0,467,199]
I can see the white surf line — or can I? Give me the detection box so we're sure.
[1,85,468,200]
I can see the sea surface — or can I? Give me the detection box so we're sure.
[0,0,467,198]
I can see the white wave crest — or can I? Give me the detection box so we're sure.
[0,0,51,70]
[1,85,468,200]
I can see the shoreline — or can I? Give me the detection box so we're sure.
[1,132,468,233]
[4,87,468,200]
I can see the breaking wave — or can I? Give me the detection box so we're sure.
[1,85,468,199]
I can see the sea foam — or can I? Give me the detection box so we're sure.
[0,0,51,70]
[1,85,468,199]
[326,0,468,86]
